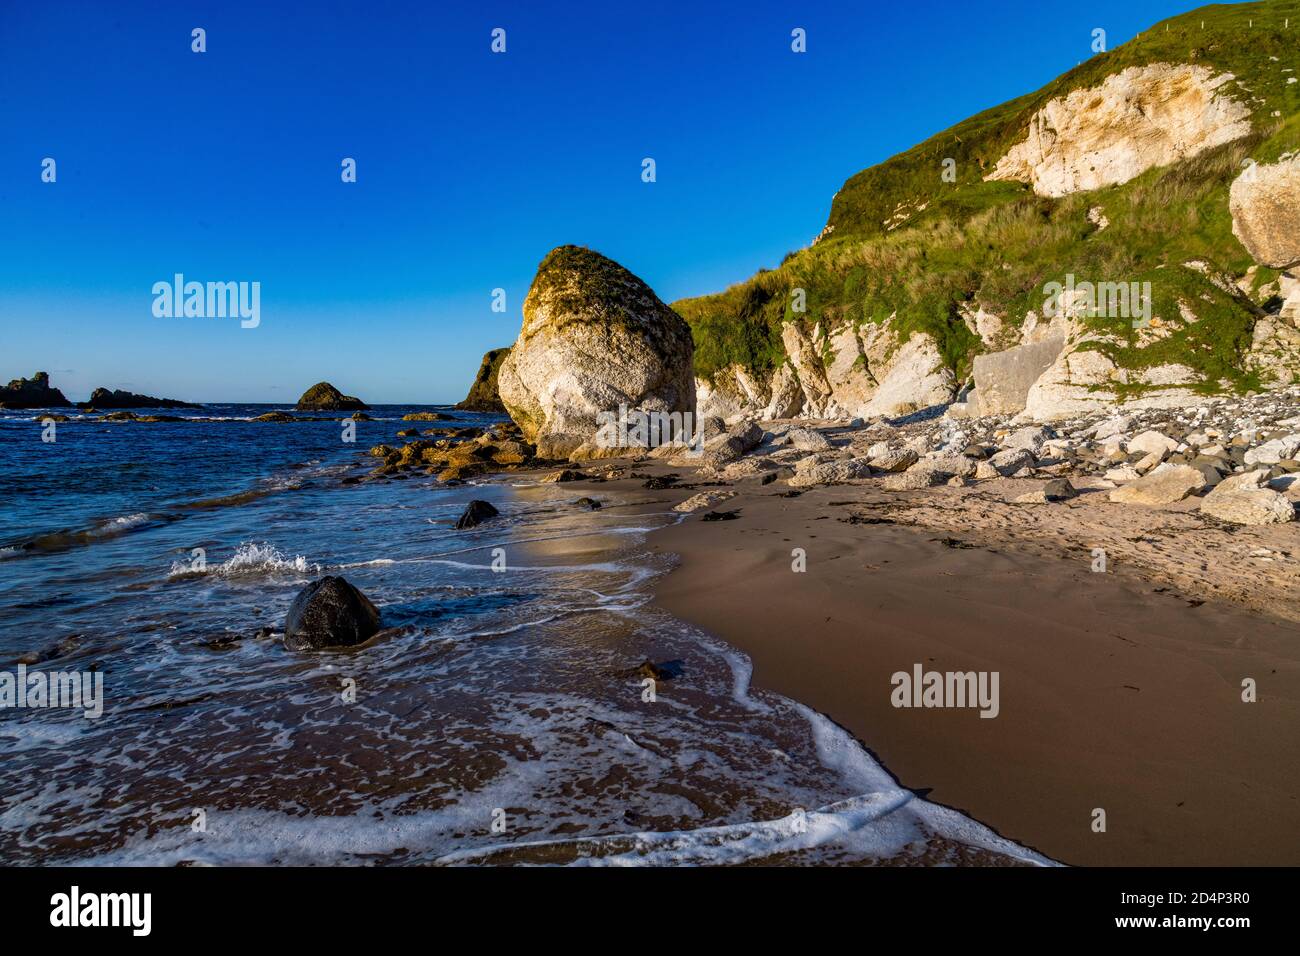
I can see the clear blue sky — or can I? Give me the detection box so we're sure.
[0,0,1208,403]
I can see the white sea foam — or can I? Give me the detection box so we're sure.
[90,513,152,537]
[169,542,319,578]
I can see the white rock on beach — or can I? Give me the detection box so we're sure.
[868,448,918,472]
[1200,488,1296,525]
[497,246,694,461]
[1244,435,1300,466]
[987,447,1035,477]
[788,457,873,487]
[1128,430,1179,456]
[786,427,833,452]
[1108,463,1206,506]
[673,491,738,513]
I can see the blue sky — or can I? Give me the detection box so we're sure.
[1,0,1209,403]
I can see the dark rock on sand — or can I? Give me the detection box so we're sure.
[456,347,512,412]
[296,382,368,411]
[455,500,500,529]
[1,371,72,409]
[284,576,382,651]
[631,660,683,682]
[574,497,602,510]
[81,387,197,409]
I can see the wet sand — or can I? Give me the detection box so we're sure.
[594,469,1300,866]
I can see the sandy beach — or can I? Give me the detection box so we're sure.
[557,460,1300,866]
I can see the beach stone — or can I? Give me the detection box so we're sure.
[915,454,977,479]
[284,576,382,651]
[497,246,694,461]
[881,468,945,491]
[1200,488,1296,525]
[974,460,1000,480]
[788,458,873,488]
[573,497,602,510]
[1015,478,1078,504]
[1215,469,1272,493]
[1003,425,1052,452]
[674,491,738,513]
[455,500,500,529]
[718,457,777,479]
[699,421,764,467]
[1108,463,1206,505]
[1128,430,1179,456]
[786,427,832,452]
[1244,435,1300,466]
[988,447,1035,476]
[868,448,918,472]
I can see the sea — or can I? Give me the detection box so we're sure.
[0,403,1051,866]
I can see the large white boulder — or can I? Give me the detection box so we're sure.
[498,246,695,460]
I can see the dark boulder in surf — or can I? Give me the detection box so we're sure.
[455,500,500,529]
[283,576,382,651]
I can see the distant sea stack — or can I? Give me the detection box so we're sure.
[296,382,369,411]
[80,387,197,409]
[455,347,511,412]
[0,372,72,409]
[497,246,695,460]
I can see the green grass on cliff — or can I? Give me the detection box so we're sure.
[676,1,1300,392]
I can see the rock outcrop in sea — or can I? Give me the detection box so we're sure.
[296,382,369,411]
[456,347,511,412]
[81,387,197,409]
[0,371,72,409]
[497,246,695,460]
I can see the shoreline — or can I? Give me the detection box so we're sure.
[555,458,1300,866]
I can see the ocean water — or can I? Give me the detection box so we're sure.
[0,404,1051,866]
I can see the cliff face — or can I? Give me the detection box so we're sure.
[985,64,1252,198]
[455,348,511,412]
[678,2,1300,423]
